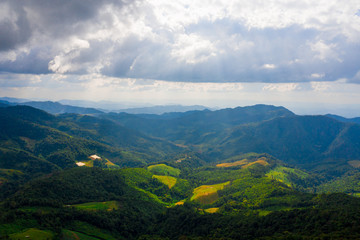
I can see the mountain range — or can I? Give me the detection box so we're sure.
[1,100,360,239]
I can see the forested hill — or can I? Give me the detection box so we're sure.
[0,105,183,177]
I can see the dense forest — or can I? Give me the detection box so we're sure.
[1,103,360,239]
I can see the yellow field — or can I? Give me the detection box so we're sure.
[191,181,230,205]
[216,157,269,168]
[105,158,116,166]
[153,175,177,189]
[204,208,219,213]
[175,201,185,205]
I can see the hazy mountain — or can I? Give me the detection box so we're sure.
[19,101,104,114]
[0,97,30,103]
[326,113,360,124]
[0,100,12,107]
[59,99,153,111]
[117,104,210,114]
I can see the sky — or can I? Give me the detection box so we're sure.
[1,0,360,116]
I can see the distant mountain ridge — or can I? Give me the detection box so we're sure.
[19,101,104,114]
[117,104,210,114]
[326,114,360,124]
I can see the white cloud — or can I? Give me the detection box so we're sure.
[263,83,300,92]
[310,81,331,91]
[309,40,341,61]
[171,34,217,64]
[48,38,90,74]
[261,64,277,69]
[310,73,325,79]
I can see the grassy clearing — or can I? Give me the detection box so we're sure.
[68,221,117,240]
[216,157,269,168]
[191,181,230,205]
[8,228,54,240]
[153,175,177,189]
[71,201,119,211]
[204,208,219,213]
[62,229,101,240]
[147,164,180,177]
[266,166,309,187]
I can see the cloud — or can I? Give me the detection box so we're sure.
[0,0,360,85]
[263,83,300,92]
[261,64,277,69]
[171,34,217,64]
[309,40,341,62]
[310,73,325,79]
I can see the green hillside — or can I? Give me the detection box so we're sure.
[147,164,181,177]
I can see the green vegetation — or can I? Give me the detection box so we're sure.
[71,201,119,211]
[147,164,180,177]
[266,165,309,187]
[316,172,360,194]
[65,221,118,240]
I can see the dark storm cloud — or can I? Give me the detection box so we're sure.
[0,1,32,51]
